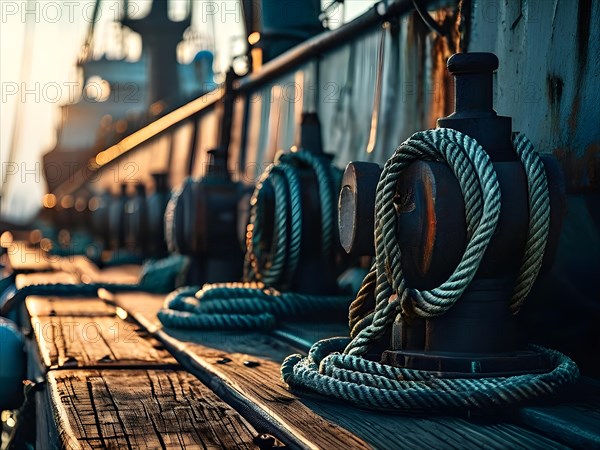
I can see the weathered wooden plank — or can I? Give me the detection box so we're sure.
[101,291,164,329]
[47,370,261,450]
[166,334,572,450]
[109,290,292,361]
[514,378,600,449]
[113,292,572,450]
[26,296,115,317]
[112,292,369,449]
[29,314,177,369]
[16,271,80,289]
[302,398,568,450]
[6,241,54,272]
[274,322,349,353]
[160,333,370,450]
[12,252,140,287]
[73,258,141,285]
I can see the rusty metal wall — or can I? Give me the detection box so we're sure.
[466,0,600,375]
[468,0,599,193]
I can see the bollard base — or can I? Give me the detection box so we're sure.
[381,348,552,378]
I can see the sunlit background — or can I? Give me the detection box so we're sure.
[0,0,376,223]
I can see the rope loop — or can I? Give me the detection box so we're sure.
[281,339,579,411]
[245,151,341,290]
[157,285,351,331]
[158,149,349,332]
[281,128,577,410]
[346,128,503,356]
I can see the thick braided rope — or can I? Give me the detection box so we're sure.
[156,285,350,330]
[246,151,341,288]
[280,151,337,258]
[281,338,578,411]
[345,129,552,356]
[510,133,550,313]
[159,151,347,331]
[280,129,577,410]
[247,163,303,286]
[346,128,502,356]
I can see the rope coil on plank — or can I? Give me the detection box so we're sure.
[158,150,351,330]
[281,128,578,410]
[0,255,189,316]
[0,283,143,316]
[157,284,351,330]
[281,338,578,411]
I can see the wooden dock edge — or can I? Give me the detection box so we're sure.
[114,298,370,450]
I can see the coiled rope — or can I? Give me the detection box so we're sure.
[0,283,142,317]
[158,151,350,330]
[0,255,189,316]
[157,283,351,330]
[281,128,579,410]
[245,151,341,288]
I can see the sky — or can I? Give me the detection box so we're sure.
[0,0,374,222]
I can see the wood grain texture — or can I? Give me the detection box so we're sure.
[105,292,165,329]
[302,398,568,450]
[110,293,315,360]
[6,241,54,272]
[161,332,370,450]
[113,292,573,450]
[16,271,80,289]
[515,378,600,449]
[113,292,369,449]
[26,296,115,317]
[47,370,260,450]
[29,314,177,369]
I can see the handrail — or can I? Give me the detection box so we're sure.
[52,0,431,197]
[53,87,224,197]
[94,87,224,168]
[235,0,417,91]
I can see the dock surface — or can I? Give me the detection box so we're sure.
[6,245,600,449]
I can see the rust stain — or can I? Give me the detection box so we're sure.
[428,7,462,128]
[547,75,564,106]
[553,142,600,193]
[420,168,436,276]
[406,12,427,127]
[458,0,471,52]
[567,95,581,133]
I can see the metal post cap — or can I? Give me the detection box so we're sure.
[447,52,498,74]
[338,161,381,256]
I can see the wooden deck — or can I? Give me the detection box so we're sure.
[109,292,576,450]
[19,285,266,449]
[6,247,600,449]
[46,369,260,449]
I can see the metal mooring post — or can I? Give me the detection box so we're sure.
[164,148,247,285]
[339,53,566,376]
